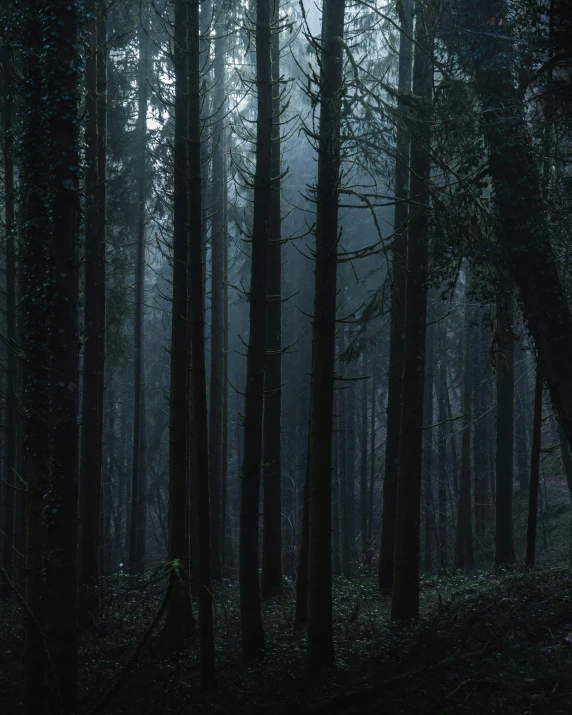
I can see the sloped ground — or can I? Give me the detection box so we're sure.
[2,566,572,713]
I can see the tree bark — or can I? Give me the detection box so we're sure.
[378,0,413,592]
[423,321,435,571]
[188,0,216,687]
[465,0,572,459]
[391,1,433,620]
[21,7,51,709]
[367,353,377,545]
[79,0,102,623]
[129,23,149,576]
[209,0,226,584]
[0,47,16,598]
[43,1,82,708]
[453,272,474,571]
[360,353,369,559]
[494,283,516,568]
[163,0,197,647]
[337,327,350,577]
[306,0,345,672]
[261,0,283,599]
[239,0,272,658]
[526,364,543,568]
[436,327,448,567]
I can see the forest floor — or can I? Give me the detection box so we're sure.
[3,564,572,714]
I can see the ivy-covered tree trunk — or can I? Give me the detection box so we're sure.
[239,0,272,658]
[466,0,572,457]
[163,0,197,647]
[261,0,283,600]
[306,0,345,672]
[391,1,433,620]
[378,0,412,592]
[129,23,149,576]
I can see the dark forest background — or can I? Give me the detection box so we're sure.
[0,0,572,712]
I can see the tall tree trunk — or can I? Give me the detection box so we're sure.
[79,0,102,623]
[0,48,16,598]
[391,2,433,621]
[494,283,516,568]
[239,0,272,658]
[96,0,107,580]
[261,0,283,600]
[43,1,82,708]
[465,0,572,458]
[556,421,572,502]
[378,0,413,591]
[515,345,530,498]
[163,0,197,646]
[526,364,543,568]
[130,23,149,576]
[209,0,226,584]
[306,0,345,672]
[454,273,474,570]
[222,149,231,573]
[21,8,51,709]
[189,0,216,686]
[337,327,350,577]
[360,352,369,559]
[367,353,377,545]
[436,330,448,567]
[294,444,310,626]
[423,323,435,571]
[473,309,489,545]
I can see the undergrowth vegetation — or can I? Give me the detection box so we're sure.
[3,563,572,713]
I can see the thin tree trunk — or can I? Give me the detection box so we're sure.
[454,272,474,570]
[239,0,272,658]
[436,330,448,567]
[495,282,516,568]
[261,0,283,599]
[222,140,230,575]
[391,2,433,621]
[378,0,413,591]
[129,23,149,576]
[367,354,376,545]
[337,327,350,577]
[473,309,489,545]
[163,0,197,646]
[294,445,310,626]
[526,364,543,568]
[423,322,435,571]
[209,0,226,584]
[360,352,369,559]
[306,0,345,672]
[188,0,216,686]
